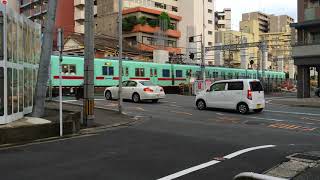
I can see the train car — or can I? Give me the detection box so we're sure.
[49,55,286,95]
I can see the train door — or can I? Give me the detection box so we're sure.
[123,66,129,81]
[150,67,158,84]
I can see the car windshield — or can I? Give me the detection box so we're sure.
[250,81,263,91]
[139,81,155,86]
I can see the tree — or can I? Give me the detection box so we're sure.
[158,12,171,31]
[32,0,58,117]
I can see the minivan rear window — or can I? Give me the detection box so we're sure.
[228,82,243,90]
[250,81,263,91]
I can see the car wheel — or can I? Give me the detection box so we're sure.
[253,108,264,113]
[196,100,206,110]
[105,91,112,100]
[237,103,249,114]
[132,93,141,103]
[152,99,159,103]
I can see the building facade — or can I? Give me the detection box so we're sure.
[19,0,97,35]
[242,12,270,34]
[0,4,42,124]
[215,8,231,31]
[269,15,294,33]
[291,0,320,98]
[97,0,215,64]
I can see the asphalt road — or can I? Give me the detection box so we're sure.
[1,95,320,180]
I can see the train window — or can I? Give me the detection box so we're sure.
[228,73,233,79]
[126,67,129,76]
[154,69,157,77]
[221,72,226,79]
[0,67,3,116]
[176,70,183,78]
[196,71,201,79]
[62,64,77,75]
[135,68,145,77]
[213,72,218,78]
[162,69,170,77]
[102,66,114,76]
[186,69,192,77]
[150,69,153,77]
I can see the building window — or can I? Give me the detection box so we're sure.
[176,70,183,78]
[0,67,3,116]
[102,66,114,76]
[7,68,12,115]
[172,6,178,12]
[155,2,166,9]
[208,9,213,14]
[208,20,212,24]
[208,42,212,46]
[135,68,145,77]
[208,0,212,2]
[208,31,213,35]
[162,69,170,77]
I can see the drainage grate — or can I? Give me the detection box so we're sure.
[291,153,320,161]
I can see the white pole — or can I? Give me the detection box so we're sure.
[202,0,206,90]
[58,28,63,137]
[118,0,123,114]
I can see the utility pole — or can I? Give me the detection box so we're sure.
[118,0,123,114]
[32,0,58,117]
[83,0,95,126]
[57,28,63,137]
[201,0,206,89]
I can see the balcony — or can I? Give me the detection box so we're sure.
[292,43,320,58]
[74,0,85,7]
[74,10,85,20]
[132,24,181,38]
[137,43,181,54]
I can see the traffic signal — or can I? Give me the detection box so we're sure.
[189,53,195,60]
[250,60,254,65]
[189,37,194,43]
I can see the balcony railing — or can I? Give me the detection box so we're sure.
[131,24,181,38]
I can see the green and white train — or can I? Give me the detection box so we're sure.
[49,55,285,92]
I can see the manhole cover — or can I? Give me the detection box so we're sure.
[291,153,320,161]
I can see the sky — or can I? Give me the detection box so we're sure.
[215,0,297,30]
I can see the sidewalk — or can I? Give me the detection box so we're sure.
[270,97,320,108]
[46,101,140,128]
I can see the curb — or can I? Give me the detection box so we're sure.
[270,100,320,108]
[0,114,145,150]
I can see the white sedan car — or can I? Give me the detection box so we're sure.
[104,80,166,103]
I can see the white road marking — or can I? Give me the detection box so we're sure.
[223,145,275,159]
[265,110,320,117]
[170,111,193,116]
[216,113,224,116]
[248,116,284,122]
[157,145,276,180]
[62,100,78,102]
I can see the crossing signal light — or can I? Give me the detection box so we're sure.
[250,60,254,65]
[189,53,195,60]
[189,37,194,43]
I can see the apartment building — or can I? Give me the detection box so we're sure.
[269,15,294,33]
[215,8,231,31]
[96,0,215,64]
[19,0,97,34]
[291,0,320,98]
[242,12,270,33]
[215,31,259,68]
[178,0,215,64]
[74,0,98,33]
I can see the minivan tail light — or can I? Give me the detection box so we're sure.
[247,90,252,100]
[160,87,164,92]
[144,87,154,93]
